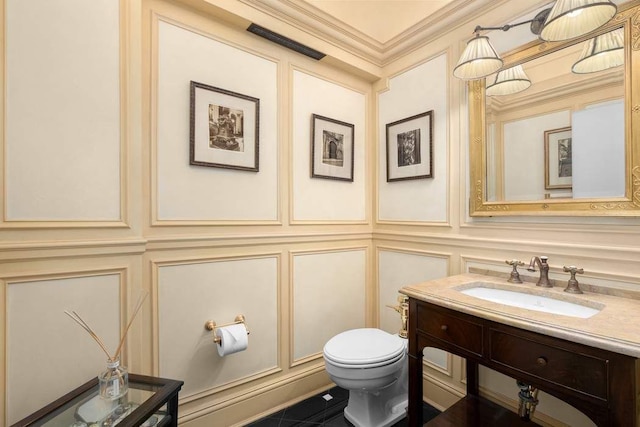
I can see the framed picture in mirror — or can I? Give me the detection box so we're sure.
[386,111,433,182]
[544,126,572,190]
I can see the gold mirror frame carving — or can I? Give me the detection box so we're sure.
[469,1,640,217]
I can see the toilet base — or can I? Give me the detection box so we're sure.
[341,375,408,427]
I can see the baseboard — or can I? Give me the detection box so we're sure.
[179,367,333,427]
[422,372,465,411]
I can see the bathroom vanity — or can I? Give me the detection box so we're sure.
[401,274,640,426]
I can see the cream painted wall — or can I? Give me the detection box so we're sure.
[378,53,449,223]
[374,0,640,424]
[292,249,367,361]
[5,0,121,221]
[377,249,449,370]
[7,274,122,422]
[3,0,640,426]
[156,20,279,222]
[503,110,570,200]
[1,0,374,425]
[157,256,279,398]
[292,70,367,222]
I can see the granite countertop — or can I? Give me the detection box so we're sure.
[400,272,640,357]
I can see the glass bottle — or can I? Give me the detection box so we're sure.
[98,357,128,400]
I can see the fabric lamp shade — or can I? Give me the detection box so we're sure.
[540,0,617,41]
[572,27,624,73]
[486,65,532,96]
[453,35,503,80]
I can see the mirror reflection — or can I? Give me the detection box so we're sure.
[485,27,625,202]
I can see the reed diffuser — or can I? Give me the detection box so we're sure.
[65,292,147,400]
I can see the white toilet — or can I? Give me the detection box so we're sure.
[323,328,408,427]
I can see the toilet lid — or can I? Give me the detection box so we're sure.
[323,328,406,368]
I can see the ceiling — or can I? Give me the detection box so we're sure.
[300,0,458,44]
[241,0,632,70]
[242,0,497,68]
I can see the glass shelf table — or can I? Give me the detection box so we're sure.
[11,374,183,427]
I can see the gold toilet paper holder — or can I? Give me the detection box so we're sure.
[204,315,250,344]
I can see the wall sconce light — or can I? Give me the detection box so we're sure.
[486,65,532,96]
[571,27,624,74]
[453,0,617,81]
[540,0,617,42]
[452,33,503,80]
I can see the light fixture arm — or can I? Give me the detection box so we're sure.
[474,20,532,34]
[472,8,551,36]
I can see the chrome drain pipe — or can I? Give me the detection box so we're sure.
[517,381,540,421]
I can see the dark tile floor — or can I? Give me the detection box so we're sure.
[246,386,440,426]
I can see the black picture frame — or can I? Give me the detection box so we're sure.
[311,114,355,182]
[386,111,434,182]
[190,81,260,172]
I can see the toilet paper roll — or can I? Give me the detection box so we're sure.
[216,323,248,356]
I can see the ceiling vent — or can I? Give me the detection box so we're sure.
[247,23,326,60]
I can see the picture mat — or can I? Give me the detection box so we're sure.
[192,85,257,169]
[387,113,432,180]
[312,117,354,180]
[546,128,572,189]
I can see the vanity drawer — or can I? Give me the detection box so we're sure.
[489,329,608,400]
[416,303,483,357]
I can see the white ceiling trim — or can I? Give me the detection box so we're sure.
[240,0,501,67]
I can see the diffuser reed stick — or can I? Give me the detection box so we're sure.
[65,291,148,399]
[64,291,148,362]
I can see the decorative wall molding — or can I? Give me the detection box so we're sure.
[178,364,328,425]
[2,0,129,227]
[152,253,281,400]
[238,0,500,67]
[288,247,371,367]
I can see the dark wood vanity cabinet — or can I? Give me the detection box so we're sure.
[407,298,639,426]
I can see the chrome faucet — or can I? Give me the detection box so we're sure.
[527,256,552,288]
[563,265,584,294]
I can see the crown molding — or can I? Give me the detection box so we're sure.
[239,0,500,67]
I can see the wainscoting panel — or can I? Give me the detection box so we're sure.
[291,248,367,363]
[154,18,278,223]
[6,272,122,424]
[4,0,122,222]
[377,52,449,224]
[377,247,450,370]
[156,255,279,398]
[291,68,367,223]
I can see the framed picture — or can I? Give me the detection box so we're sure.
[311,114,355,181]
[544,126,572,190]
[190,81,259,171]
[386,111,433,182]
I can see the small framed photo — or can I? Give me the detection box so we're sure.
[190,81,259,171]
[386,111,433,182]
[544,126,572,190]
[311,114,355,181]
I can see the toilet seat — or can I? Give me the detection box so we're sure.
[323,328,406,369]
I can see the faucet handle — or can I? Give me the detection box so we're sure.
[562,266,584,294]
[386,303,401,314]
[505,259,525,283]
[386,295,408,313]
[563,265,584,275]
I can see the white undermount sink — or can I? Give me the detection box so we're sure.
[459,284,602,319]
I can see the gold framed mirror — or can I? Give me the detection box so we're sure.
[469,1,640,216]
